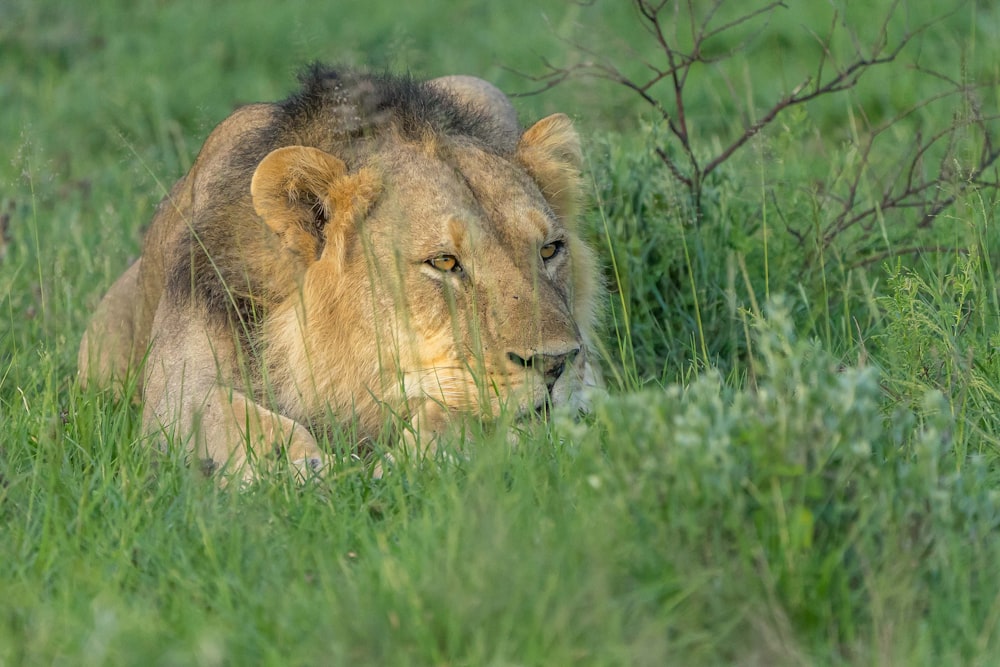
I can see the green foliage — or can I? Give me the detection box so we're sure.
[559,301,1000,662]
[586,117,820,383]
[876,199,1000,460]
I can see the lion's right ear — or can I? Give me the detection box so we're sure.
[517,113,583,222]
[251,146,381,265]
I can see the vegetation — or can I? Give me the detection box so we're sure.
[2,0,1000,663]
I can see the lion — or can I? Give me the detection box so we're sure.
[78,64,601,482]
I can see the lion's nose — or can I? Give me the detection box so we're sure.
[507,347,579,392]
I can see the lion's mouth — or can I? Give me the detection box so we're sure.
[401,356,584,422]
[526,395,553,420]
[520,374,564,421]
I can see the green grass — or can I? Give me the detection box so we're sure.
[4,0,1000,663]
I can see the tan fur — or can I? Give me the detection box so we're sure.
[78,70,601,482]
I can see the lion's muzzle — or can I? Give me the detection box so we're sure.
[507,345,580,397]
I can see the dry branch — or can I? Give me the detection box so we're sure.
[516,0,999,252]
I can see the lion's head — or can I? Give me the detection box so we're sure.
[223,67,600,444]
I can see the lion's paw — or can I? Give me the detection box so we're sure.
[290,454,331,482]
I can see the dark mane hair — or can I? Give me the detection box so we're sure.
[169,64,516,336]
[277,63,510,154]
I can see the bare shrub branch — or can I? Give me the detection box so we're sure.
[514,0,999,255]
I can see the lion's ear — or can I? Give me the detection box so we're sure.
[251,146,380,265]
[517,113,583,221]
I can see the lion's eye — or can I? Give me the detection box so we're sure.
[428,254,461,273]
[540,241,563,261]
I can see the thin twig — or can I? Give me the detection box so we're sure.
[515,0,996,256]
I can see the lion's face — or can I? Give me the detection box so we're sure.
[253,115,598,440]
[364,137,588,421]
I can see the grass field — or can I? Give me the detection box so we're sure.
[4,0,1000,664]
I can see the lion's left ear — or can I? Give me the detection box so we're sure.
[517,113,583,221]
[251,145,380,267]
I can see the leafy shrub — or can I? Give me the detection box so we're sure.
[556,300,1000,661]
[585,122,769,385]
